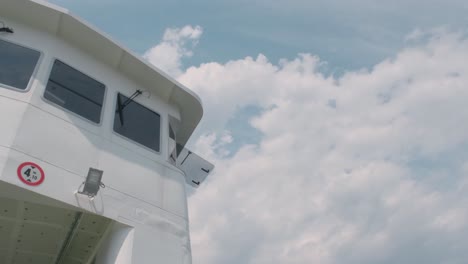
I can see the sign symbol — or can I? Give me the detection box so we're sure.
[17,162,45,186]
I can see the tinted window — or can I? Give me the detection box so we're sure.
[168,123,177,164]
[44,60,105,123]
[0,39,40,90]
[114,93,160,152]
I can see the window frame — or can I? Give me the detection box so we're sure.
[41,58,107,126]
[0,37,43,92]
[111,92,162,155]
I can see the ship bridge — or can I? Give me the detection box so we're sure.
[0,0,214,263]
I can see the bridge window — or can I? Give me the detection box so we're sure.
[168,116,181,164]
[168,122,177,164]
[0,39,40,90]
[114,93,161,152]
[44,60,106,123]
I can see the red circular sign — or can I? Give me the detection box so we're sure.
[17,162,45,186]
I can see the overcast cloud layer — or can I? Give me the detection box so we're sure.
[144,27,468,264]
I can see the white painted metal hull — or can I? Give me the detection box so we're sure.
[0,95,192,263]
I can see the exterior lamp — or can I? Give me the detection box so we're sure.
[0,21,14,33]
[78,168,105,198]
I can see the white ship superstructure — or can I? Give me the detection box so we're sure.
[0,0,213,263]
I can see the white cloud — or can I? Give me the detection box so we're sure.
[145,29,468,264]
[143,25,202,77]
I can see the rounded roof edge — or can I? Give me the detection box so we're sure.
[0,0,204,146]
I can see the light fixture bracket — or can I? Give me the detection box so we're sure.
[77,168,104,198]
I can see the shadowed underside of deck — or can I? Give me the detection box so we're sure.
[0,184,113,264]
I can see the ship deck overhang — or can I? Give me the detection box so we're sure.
[0,182,113,264]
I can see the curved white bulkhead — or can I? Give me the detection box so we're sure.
[0,0,213,263]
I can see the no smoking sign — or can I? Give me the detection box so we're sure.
[17,162,45,186]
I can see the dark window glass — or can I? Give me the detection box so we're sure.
[0,39,40,90]
[44,60,105,123]
[114,93,160,152]
[168,124,177,164]
[169,124,176,140]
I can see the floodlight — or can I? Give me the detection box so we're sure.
[78,168,104,198]
[0,21,13,33]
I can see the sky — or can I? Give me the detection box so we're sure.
[47,1,468,263]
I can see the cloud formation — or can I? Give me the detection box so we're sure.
[147,28,468,264]
[144,25,203,77]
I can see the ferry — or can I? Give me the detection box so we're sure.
[0,0,213,263]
